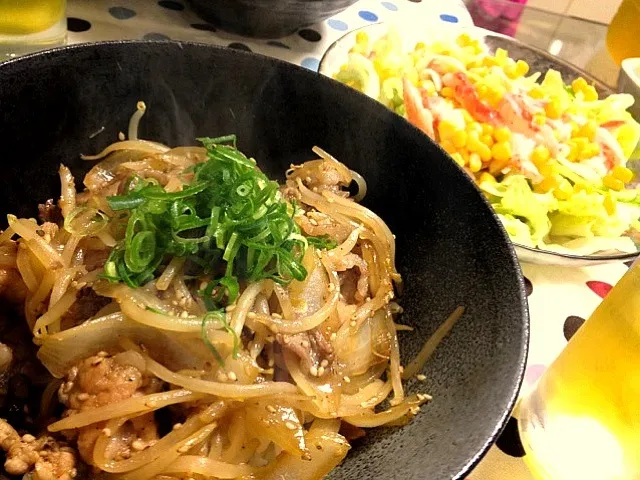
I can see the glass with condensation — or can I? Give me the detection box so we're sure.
[518,260,640,480]
[0,0,67,59]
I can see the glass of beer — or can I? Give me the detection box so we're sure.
[606,0,640,65]
[0,0,67,59]
[518,261,640,480]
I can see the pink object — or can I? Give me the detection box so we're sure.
[467,0,528,37]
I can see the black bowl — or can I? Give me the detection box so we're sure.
[0,41,528,479]
[189,0,358,38]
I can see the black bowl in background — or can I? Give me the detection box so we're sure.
[188,0,358,38]
[0,41,528,479]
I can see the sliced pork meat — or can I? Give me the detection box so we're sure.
[0,419,77,480]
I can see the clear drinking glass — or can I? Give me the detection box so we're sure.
[518,261,640,480]
[0,0,67,59]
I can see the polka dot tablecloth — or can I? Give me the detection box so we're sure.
[65,0,471,71]
[47,1,638,478]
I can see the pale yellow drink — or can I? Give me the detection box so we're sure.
[519,263,640,480]
[0,0,66,50]
[606,0,640,65]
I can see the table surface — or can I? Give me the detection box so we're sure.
[6,0,632,479]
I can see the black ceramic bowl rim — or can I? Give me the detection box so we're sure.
[0,39,529,479]
[319,23,640,265]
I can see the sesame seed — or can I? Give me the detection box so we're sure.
[350,321,357,327]
[305,176,312,183]
[268,358,275,367]
[266,405,276,413]
[247,312,256,319]
[343,376,351,383]
[360,401,368,408]
[398,366,404,373]
[317,366,325,376]
[173,423,183,430]
[328,283,335,292]
[410,406,420,415]
[228,372,237,381]
[179,297,187,307]
[77,393,90,401]
[180,311,189,318]
[21,434,35,443]
[102,428,112,436]
[416,374,427,381]
[91,358,104,366]
[330,333,337,341]
[283,337,291,344]
[178,445,190,453]
[97,351,109,357]
[309,366,318,377]
[285,422,296,430]
[309,218,318,226]
[301,340,310,348]
[146,401,157,408]
[320,359,329,368]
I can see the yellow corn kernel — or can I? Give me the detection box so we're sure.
[515,60,529,77]
[461,110,474,124]
[438,120,457,139]
[612,165,634,183]
[482,56,498,68]
[450,152,465,167]
[504,60,517,79]
[494,126,512,143]
[477,84,489,101]
[577,120,597,141]
[414,41,426,51]
[477,143,492,162]
[604,194,617,216]
[441,140,457,154]
[553,179,573,200]
[571,77,588,93]
[582,85,598,102]
[534,175,559,193]
[491,142,512,163]
[538,163,553,178]
[467,122,483,136]
[456,33,472,47]
[467,135,482,153]
[544,98,563,119]
[469,153,482,172]
[579,142,601,160]
[529,86,544,99]
[603,174,624,191]
[355,31,368,45]
[489,157,510,174]
[481,134,494,148]
[451,129,468,149]
[495,48,508,61]
[531,145,551,166]
[441,86,454,98]
[478,172,496,185]
[533,114,546,127]
[481,123,494,136]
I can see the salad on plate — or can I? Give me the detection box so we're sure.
[331,27,640,256]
